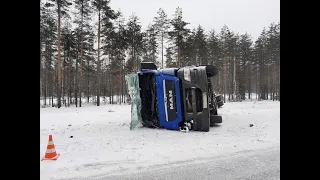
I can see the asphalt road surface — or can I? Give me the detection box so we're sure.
[68,146,280,180]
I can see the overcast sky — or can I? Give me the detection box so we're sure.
[110,0,280,41]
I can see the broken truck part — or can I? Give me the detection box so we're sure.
[125,62,224,132]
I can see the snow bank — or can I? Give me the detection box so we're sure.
[40,101,280,180]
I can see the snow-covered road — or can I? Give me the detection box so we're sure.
[40,100,280,180]
[74,146,280,180]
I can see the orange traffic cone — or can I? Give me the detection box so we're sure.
[41,134,60,161]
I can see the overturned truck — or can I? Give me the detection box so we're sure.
[125,62,224,132]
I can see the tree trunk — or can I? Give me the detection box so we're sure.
[178,45,180,67]
[223,57,227,103]
[266,64,269,100]
[44,62,47,106]
[57,4,62,108]
[63,48,66,106]
[68,47,71,107]
[121,58,124,104]
[233,56,236,101]
[87,56,90,103]
[75,49,79,107]
[241,57,246,100]
[109,69,112,104]
[87,55,90,103]
[248,60,251,99]
[259,51,266,100]
[277,65,280,101]
[52,66,56,107]
[79,2,84,107]
[228,56,231,102]
[161,33,164,68]
[256,68,259,100]
[103,70,106,103]
[51,93,54,106]
[40,32,42,107]
[97,9,101,106]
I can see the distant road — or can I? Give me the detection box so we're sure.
[70,146,280,180]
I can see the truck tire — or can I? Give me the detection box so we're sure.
[217,100,224,108]
[193,116,210,132]
[210,119,215,127]
[215,94,223,102]
[205,65,218,77]
[141,62,157,71]
[201,118,210,132]
[211,115,222,124]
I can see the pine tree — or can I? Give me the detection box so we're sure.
[41,2,58,106]
[61,24,75,107]
[165,46,175,67]
[46,0,72,108]
[194,25,208,65]
[275,23,280,100]
[40,1,45,103]
[238,33,253,100]
[104,26,117,104]
[207,29,220,65]
[153,8,170,68]
[207,29,222,93]
[254,28,268,100]
[83,30,96,103]
[92,0,117,106]
[218,25,233,102]
[168,7,190,67]
[73,27,82,106]
[181,29,196,66]
[74,0,92,107]
[266,23,280,101]
[104,11,128,104]
[217,26,240,102]
[143,24,158,64]
[126,14,144,72]
[61,22,72,106]
[114,12,128,103]
[232,34,240,101]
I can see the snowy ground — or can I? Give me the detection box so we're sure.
[40,100,280,180]
[40,95,126,108]
[40,93,272,107]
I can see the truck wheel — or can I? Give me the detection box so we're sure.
[194,116,210,132]
[217,101,224,108]
[215,94,223,102]
[211,115,222,124]
[201,118,210,132]
[140,62,157,71]
[210,108,218,127]
[205,65,218,77]
[210,121,215,127]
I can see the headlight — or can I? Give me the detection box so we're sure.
[184,68,191,81]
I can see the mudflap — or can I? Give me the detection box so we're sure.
[125,73,143,130]
[210,115,222,126]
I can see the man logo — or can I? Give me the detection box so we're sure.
[169,90,174,110]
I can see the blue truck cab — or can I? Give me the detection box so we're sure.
[138,68,183,130]
[126,62,223,132]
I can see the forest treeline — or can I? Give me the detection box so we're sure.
[40,0,280,108]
